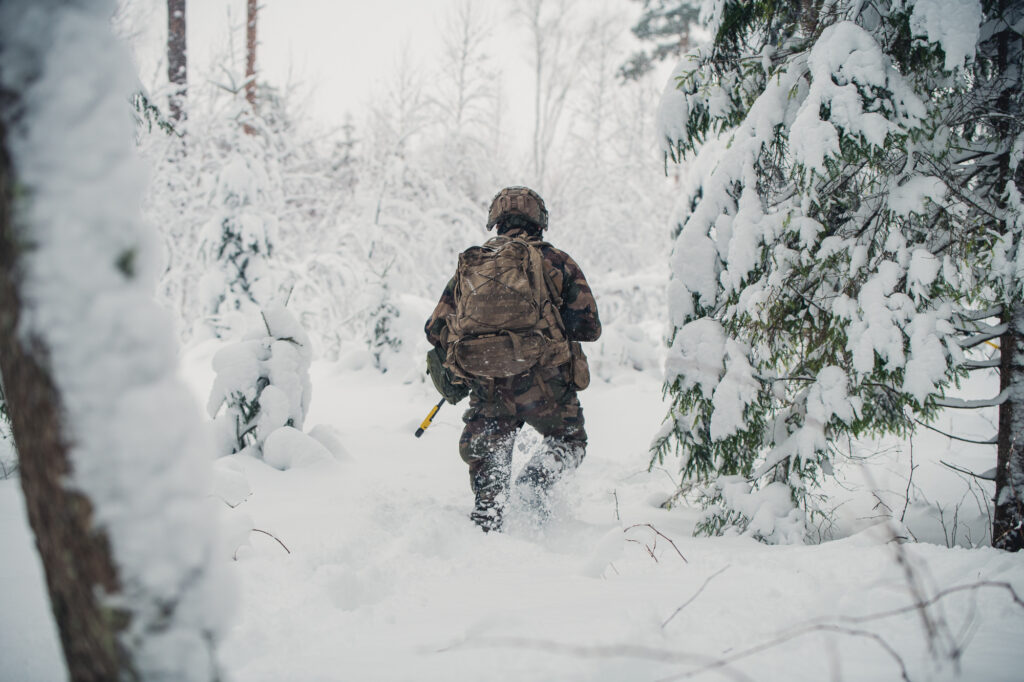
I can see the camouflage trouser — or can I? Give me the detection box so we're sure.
[459,366,586,531]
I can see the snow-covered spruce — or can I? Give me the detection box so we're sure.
[207,303,313,463]
[0,0,229,678]
[654,0,1024,545]
[198,120,280,338]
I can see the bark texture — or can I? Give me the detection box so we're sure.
[167,0,187,122]
[0,122,134,680]
[994,302,1024,551]
[244,0,258,135]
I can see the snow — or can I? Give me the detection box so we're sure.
[910,0,983,71]
[262,426,333,470]
[665,318,727,399]
[4,358,1024,681]
[2,1,1022,679]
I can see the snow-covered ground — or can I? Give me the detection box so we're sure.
[2,354,1023,681]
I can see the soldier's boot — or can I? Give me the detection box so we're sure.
[470,467,509,533]
[515,438,584,522]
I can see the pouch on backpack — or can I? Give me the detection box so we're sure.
[426,347,469,404]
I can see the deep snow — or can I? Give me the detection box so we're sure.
[2,353,1023,682]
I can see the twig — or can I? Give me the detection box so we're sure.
[612,489,621,522]
[656,624,912,682]
[625,537,658,562]
[914,419,997,445]
[439,638,754,682]
[443,581,1024,682]
[939,459,997,481]
[208,492,252,509]
[662,566,730,628]
[234,528,292,560]
[900,437,915,523]
[625,524,689,563]
[251,528,291,554]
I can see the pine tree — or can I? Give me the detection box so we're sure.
[654,0,1023,545]
[621,0,700,80]
[365,267,402,373]
[207,303,313,458]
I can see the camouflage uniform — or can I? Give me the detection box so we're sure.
[425,226,601,531]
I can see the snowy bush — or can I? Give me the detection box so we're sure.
[207,303,313,458]
[697,477,807,546]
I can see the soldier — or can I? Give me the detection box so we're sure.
[425,186,601,532]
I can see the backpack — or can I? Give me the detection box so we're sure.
[445,236,571,379]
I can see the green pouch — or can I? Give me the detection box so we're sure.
[426,347,469,404]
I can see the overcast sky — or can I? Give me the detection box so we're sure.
[118,0,654,151]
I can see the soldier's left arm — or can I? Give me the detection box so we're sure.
[559,254,602,342]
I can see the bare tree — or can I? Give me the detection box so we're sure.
[243,0,259,135]
[435,0,495,138]
[514,0,586,191]
[245,0,258,109]
[433,0,500,199]
[167,0,187,122]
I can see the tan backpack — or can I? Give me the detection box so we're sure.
[445,236,571,379]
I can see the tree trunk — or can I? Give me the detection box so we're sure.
[244,0,258,135]
[0,123,133,681]
[990,0,1023,552]
[994,301,1024,551]
[167,0,187,123]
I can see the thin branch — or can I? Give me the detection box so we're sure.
[914,419,998,445]
[625,524,688,563]
[662,566,730,629]
[251,528,291,554]
[657,625,911,682]
[900,437,915,523]
[940,460,997,481]
[439,637,754,682]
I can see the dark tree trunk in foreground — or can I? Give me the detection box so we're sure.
[994,302,1024,551]
[167,0,187,123]
[0,125,133,680]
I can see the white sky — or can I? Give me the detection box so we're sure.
[120,0,651,148]
[124,2,576,137]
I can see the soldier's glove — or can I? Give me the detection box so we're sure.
[426,347,469,404]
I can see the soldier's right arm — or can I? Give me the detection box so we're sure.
[424,277,457,350]
[559,254,601,342]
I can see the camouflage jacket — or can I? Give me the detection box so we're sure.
[425,228,602,355]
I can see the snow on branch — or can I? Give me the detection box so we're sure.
[935,390,1009,409]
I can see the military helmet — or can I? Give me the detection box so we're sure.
[486,186,548,231]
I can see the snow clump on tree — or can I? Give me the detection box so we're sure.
[207,302,313,464]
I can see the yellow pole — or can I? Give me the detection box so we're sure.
[415,398,446,438]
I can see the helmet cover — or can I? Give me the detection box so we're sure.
[486,186,548,231]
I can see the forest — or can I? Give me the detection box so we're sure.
[1,1,1022,680]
